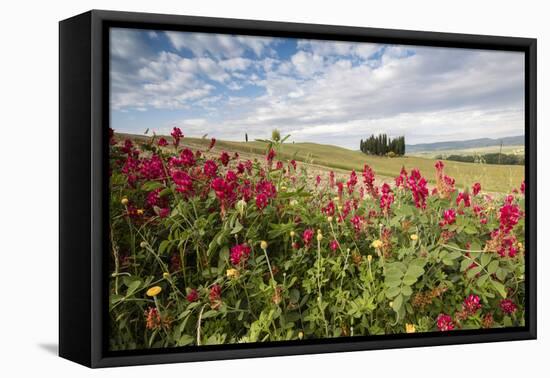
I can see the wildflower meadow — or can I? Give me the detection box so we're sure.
[108,128,525,350]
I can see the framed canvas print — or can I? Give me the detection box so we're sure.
[59,10,537,368]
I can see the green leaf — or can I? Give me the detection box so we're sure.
[491,280,507,298]
[460,258,472,272]
[385,286,401,299]
[464,225,477,235]
[401,285,413,297]
[480,253,492,267]
[177,334,194,346]
[392,294,403,312]
[476,274,490,287]
[496,268,508,281]
[386,278,402,288]
[402,274,418,286]
[487,260,499,275]
[142,181,164,191]
[230,219,243,234]
[466,266,483,278]
[405,265,424,278]
[126,280,141,297]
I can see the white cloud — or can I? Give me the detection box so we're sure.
[166,32,274,58]
[111,29,525,146]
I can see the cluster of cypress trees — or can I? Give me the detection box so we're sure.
[360,134,406,156]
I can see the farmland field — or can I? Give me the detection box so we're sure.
[119,133,523,194]
[409,145,525,159]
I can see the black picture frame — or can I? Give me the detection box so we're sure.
[59,9,537,368]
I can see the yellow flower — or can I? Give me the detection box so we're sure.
[405,323,416,333]
[136,208,144,215]
[162,272,170,279]
[371,240,383,249]
[121,197,129,205]
[281,186,287,191]
[410,234,419,241]
[226,268,240,279]
[260,240,268,250]
[146,286,162,297]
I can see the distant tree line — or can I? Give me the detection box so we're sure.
[360,134,405,156]
[436,153,524,166]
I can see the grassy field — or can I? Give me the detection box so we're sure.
[409,145,524,159]
[120,134,524,193]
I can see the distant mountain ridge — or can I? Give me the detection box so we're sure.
[406,135,524,153]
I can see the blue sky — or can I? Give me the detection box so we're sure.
[110,28,525,149]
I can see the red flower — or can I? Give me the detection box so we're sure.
[329,240,339,251]
[440,209,456,226]
[230,243,251,266]
[395,167,408,188]
[266,149,276,166]
[203,160,218,178]
[329,171,335,188]
[209,137,216,150]
[407,169,428,209]
[171,170,193,195]
[290,160,297,171]
[322,201,335,216]
[362,165,378,197]
[456,192,471,207]
[500,299,517,314]
[158,137,168,147]
[140,154,164,180]
[347,170,358,194]
[209,284,222,309]
[303,229,314,246]
[472,182,481,196]
[171,127,183,147]
[179,148,196,167]
[186,288,199,302]
[256,192,268,210]
[380,183,394,213]
[159,207,170,218]
[499,202,520,233]
[436,314,455,331]
[146,189,160,207]
[316,175,322,186]
[463,294,482,314]
[520,180,525,195]
[350,215,363,232]
[220,151,230,167]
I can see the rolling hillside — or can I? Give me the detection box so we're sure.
[407,135,524,153]
[118,133,524,193]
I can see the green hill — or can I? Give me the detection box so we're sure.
[119,134,524,193]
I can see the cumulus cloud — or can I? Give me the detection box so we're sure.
[110,28,525,148]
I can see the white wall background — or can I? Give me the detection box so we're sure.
[0,0,546,376]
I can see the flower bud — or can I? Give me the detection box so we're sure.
[260,240,268,250]
[236,199,247,215]
[290,231,295,237]
[317,233,323,242]
[121,197,129,205]
[162,272,170,279]
[367,255,373,263]
[410,234,418,241]
[140,241,148,248]
[327,216,333,223]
